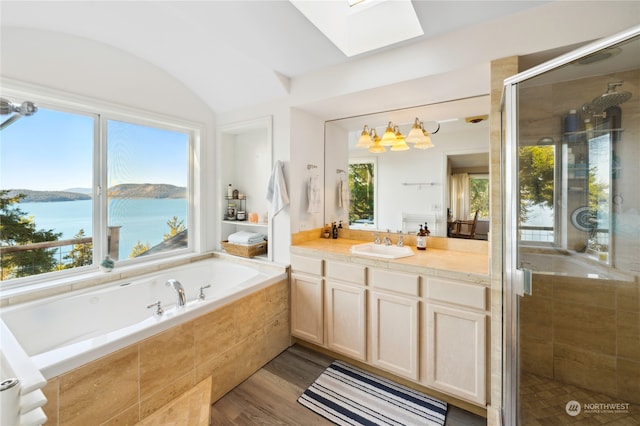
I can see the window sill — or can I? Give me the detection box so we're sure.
[0,252,213,307]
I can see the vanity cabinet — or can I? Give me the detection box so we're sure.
[423,276,487,405]
[324,261,367,361]
[290,255,324,345]
[369,268,420,380]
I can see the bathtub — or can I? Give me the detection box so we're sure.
[519,251,634,281]
[0,257,287,379]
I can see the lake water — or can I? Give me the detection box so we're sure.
[19,199,188,260]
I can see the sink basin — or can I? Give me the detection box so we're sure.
[350,243,414,259]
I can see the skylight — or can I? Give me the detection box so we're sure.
[290,0,424,57]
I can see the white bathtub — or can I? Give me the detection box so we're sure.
[0,258,287,379]
[519,252,634,281]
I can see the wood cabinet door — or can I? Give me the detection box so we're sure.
[291,273,324,345]
[370,290,419,380]
[325,280,366,361]
[426,303,486,405]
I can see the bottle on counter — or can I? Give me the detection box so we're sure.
[416,224,426,250]
[227,184,233,198]
[332,222,338,239]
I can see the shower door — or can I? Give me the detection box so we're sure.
[503,26,640,425]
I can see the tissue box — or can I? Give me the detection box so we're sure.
[221,240,267,258]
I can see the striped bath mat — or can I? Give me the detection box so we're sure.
[298,360,447,425]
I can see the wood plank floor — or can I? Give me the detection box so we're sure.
[210,344,486,425]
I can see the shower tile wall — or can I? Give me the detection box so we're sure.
[520,274,640,404]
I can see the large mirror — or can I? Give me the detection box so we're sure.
[324,96,490,238]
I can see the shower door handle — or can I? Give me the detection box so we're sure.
[514,268,533,296]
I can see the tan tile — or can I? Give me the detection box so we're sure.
[194,302,236,364]
[553,343,617,396]
[139,371,195,420]
[265,279,289,321]
[617,359,640,404]
[196,348,239,403]
[235,289,266,340]
[554,301,616,355]
[100,403,140,426]
[617,283,640,313]
[553,277,616,309]
[264,309,291,363]
[233,329,266,384]
[59,346,138,426]
[42,376,59,426]
[617,310,640,362]
[531,274,553,298]
[520,338,553,378]
[520,293,552,341]
[139,322,195,399]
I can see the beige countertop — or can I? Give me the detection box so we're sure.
[291,238,490,286]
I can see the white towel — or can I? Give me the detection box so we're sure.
[266,160,289,217]
[307,175,321,213]
[228,231,265,245]
[338,178,350,209]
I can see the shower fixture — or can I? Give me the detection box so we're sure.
[0,97,38,131]
[581,81,632,119]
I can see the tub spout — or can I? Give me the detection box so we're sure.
[166,279,186,307]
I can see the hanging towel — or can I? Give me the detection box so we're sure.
[307,175,321,213]
[266,160,289,217]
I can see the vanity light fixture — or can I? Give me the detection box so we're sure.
[358,117,439,152]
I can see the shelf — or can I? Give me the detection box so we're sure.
[222,220,268,227]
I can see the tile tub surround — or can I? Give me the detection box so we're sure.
[519,273,640,404]
[40,278,290,426]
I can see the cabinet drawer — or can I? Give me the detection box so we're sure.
[370,268,419,296]
[325,260,366,285]
[425,277,486,311]
[291,255,323,276]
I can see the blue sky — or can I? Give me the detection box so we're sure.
[1,107,188,191]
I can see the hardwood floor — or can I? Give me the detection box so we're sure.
[210,344,486,425]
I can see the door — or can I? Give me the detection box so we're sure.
[291,273,324,345]
[503,28,640,425]
[325,280,366,360]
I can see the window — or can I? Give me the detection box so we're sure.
[519,145,555,242]
[469,174,489,219]
[0,93,194,283]
[348,158,376,228]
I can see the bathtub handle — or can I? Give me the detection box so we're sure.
[199,285,211,300]
[147,300,164,317]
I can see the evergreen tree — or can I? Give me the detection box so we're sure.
[129,241,150,258]
[0,190,62,279]
[64,228,93,268]
[163,216,185,240]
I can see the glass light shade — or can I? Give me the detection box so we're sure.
[405,118,424,144]
[380,122,397,146]
[390,139,409,151]
[414,132,434,149]
[356,125,372,148]
[390,127,409,151]
[368,131,386,153]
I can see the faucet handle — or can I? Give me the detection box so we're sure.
[147,300,164,317]
[373,232,381,244]
[199,284,211,300]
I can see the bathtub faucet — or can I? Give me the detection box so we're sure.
[166,279,186,308]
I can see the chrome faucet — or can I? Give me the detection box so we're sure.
[383,235,392,246]
[166,279,186,308]
[397,232,404,247]
[373,232,381,244]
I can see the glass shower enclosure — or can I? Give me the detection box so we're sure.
[503,26,640,424]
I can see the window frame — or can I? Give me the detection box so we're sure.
[0,81,201,290]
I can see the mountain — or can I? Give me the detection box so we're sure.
[64,187,93,195]
[107,184,186,199]
[6,184,186,202]
[7,189,91,203]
